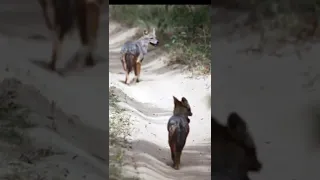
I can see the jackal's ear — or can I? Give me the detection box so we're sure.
[227,112,247,135]
[173,96,180,106]
[152,28,156,35]
[143,29,149,35]
[181,97,189,106]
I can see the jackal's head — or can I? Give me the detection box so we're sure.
[173,96,192,117]
[142,28,159,46]
[212,112,262,179]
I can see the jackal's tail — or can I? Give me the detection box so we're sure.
[177,123,188,152]
[38,0,76,34]
[125,53,135,73]
[169,123,188,153]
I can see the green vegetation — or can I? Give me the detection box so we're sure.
[213,1,320,41]
[109,86,138,180]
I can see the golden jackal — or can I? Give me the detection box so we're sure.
[120,28,159,84]
[167,96,192,170]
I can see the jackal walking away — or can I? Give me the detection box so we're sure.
[38,0,104,71]
[120,28,159,84]
[212,112,263,180]
[167,96,192,170]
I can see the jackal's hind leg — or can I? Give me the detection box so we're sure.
[85,1,100,67]
[76,1,99,68]
[169,138,175,164]
[175,151,182,170]
[49,30,65,71]
[85,52,95,66]
[171,152,175,164]
[133,60,139,83]
[173,151,181,170]
[168,132,177,168]
[124,70,129,84]
[170,147,176,167]
[136,62,141,82]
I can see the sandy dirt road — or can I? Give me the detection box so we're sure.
[109,21,211,180]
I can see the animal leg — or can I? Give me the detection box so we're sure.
[170,142,176,167]
[171,150,175,163]
[125,70,129,84]
[133,59,139,83]
[40,0,63,71]
[75,1,97,67]
[136,62,141,82]
[168,134,175,164]
[173,151,180,170]
[168,126,178,168]
[175,151,182,170]
[49,30,65,71]
[121,55,127,71]
[84,1,100,66]
[38,0,53,30]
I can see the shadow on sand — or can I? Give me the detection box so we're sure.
[126,139,211,178]
[29,53,108,77]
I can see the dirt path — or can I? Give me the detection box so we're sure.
[109,21,211,180]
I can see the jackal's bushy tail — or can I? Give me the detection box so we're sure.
[125,53,135,73]
[168,124,177,137]
[176,123,188,152]
[169,123,188,152]
[39,0,76,34]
